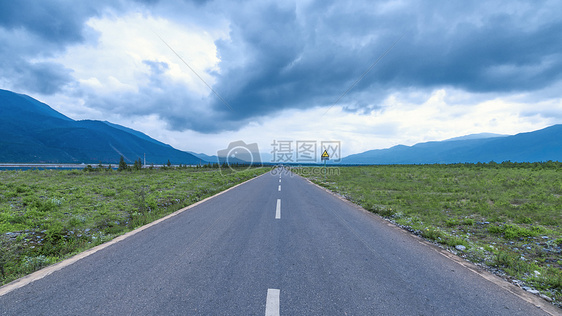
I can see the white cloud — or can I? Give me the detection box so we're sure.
[37,11,227,120]
[109,88,555,160]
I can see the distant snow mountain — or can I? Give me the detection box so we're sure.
[343,126,562,164]
[0,89,203,164]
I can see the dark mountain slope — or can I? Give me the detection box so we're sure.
[0,89,202,164]
[343,125,562,164]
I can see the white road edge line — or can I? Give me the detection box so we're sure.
[275,199,281,219]
[0,171,270,297]
[265,288,280,316]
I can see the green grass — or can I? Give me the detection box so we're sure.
[301,162,562,303]
[0,166,269,285]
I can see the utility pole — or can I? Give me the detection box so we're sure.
[143,153,146,166]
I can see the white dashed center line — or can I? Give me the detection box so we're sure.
[265,288,280,316]
[275,199,281,219]
[278,185,281,191]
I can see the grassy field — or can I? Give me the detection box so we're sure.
[0,166,269,285]
[300,162,562,304]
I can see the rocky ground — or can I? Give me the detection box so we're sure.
[385,216,562,309]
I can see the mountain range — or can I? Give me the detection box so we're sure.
[342,125,562,164]
[0,89,202,165]
[2,88,561,165]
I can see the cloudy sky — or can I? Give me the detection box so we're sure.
[1,0,561,159]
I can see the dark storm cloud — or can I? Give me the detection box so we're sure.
[12,61,74,95]
[2,0,562,133]
[209,1,397,120]
[204,0,562,123]
[90,88,240,133]
[95,0,561,132]
[0,0,112,94]
[0,39,75,94]
[383,13,562,93]
[0,0,100,45]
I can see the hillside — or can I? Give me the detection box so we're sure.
[343,125,562,164]
[0,89,202,165]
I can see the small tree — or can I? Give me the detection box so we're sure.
[133,158,142,170]
[167,159,172,167]
[118,156,128,171]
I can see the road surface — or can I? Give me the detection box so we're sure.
[0,168,557,315]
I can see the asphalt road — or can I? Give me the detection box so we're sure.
[0,168,557,315]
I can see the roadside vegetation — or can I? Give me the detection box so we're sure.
[0,165,268,285]
[301,162,562,305]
